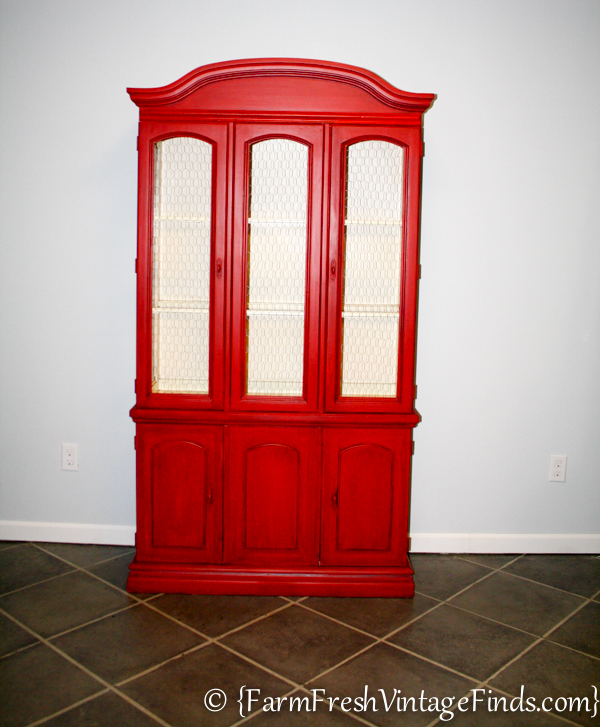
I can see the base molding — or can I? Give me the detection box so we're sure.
[127,559,415,597]
[1,522,597,555]
[0,520,136,546]
[410,532,600,554]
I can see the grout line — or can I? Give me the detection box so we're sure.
[454,553,524,570]
[33,541,136,568]
[0,570,78,599]
[415,560,500,605]
[214,639,302,690]
[380,599,446,640]
[114,601,301,691]
[0,541,27,552]
[482,567,593,600]
[294,593,444,641]
[447,592,600,664]
[39,602,154,643]
[30,543,152,603]
[542,596,594,639]
[21,690,111,727]
[113,640,215,688]
[441,600,544,640]
[0,638,40,662]
[383,639,480,684]
[303,640,390,686]
[0,608,173,727]
[292,599,385,640]
[141,593,296,643]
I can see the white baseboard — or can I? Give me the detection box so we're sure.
[1,522,598,553]
[410,532,600,554]
[0,521,135,546]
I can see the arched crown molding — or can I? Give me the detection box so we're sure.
[127,58,435,113]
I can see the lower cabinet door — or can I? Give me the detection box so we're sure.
[136,425,223,563]
[225,426,320,566]
[320,427,411,567]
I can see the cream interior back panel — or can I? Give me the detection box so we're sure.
[246,139,309,396]
[152,137,213,393]
[340,140,404,398]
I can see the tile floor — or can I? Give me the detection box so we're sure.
[1,542,599,727]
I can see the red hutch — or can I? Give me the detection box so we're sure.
[127,59,434,597]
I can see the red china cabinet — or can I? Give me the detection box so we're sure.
[127,59,434,597]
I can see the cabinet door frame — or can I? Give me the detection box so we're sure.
[136,122,228,410]
[135,424,223,563]
[320,427,411,567]
[324,125,422,414]
[224,425,321,565]
[230,124,324,413]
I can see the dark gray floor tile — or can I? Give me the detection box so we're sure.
[490,640,600,727]
[39,690,161,727]
[449,571,584,636]
[410,555,491,600]
[221,604,374,684]
[150,593,285,637]
[457,554,521,569]
[387,604,536,681]
[249,692,363,726]
[0,611,39,657]
[87,552,154,599]
[548,600,600,659]
[51,603,205,684]
[0,543,74,595]
[503,555,600,598]
[0,541,24,551]
[0,570,134,638]
[448,689,565,725]
[312,642,475,727]
[123,643,289,727]
[37,542,135,568]
[0,643,102,727]
[304,593,440,638]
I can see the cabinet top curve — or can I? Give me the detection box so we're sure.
[127,58,435,118]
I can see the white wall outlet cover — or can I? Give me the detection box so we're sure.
[549,454,567,482]
[62,443,78,471]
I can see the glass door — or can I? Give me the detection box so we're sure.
[230,125,323,412]
[137,123,227,409]
[325,125,422,413]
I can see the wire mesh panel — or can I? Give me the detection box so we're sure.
[152,137,212,393]
[340,140,404,398]
[246,139,309,396]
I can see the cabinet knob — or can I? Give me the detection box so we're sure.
[332,491,338,507]
[206,488,213,505]
[216,258,223,279]
[330,259,336,280]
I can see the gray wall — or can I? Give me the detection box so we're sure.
[1,0,598,549]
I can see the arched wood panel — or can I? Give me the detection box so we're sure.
[321,427,411,567]
[134,425,223,564]
[226,426,319,565]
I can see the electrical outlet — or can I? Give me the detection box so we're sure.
[62,444,78,471]
[549,454,567,482]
